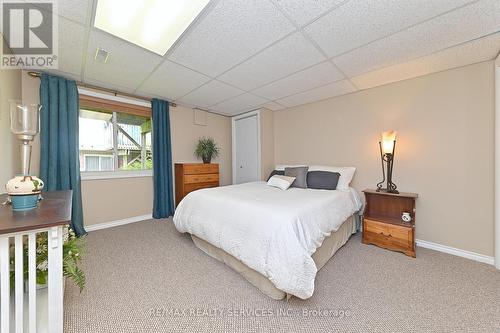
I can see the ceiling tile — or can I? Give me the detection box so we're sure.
[178,80,244,108]
[56,0,92,25]
[22,0,91,25]
[211,93,268,115]
[333,0,500,77]
[84,29,164,91]
[277,80,356,107]
[168,0,295,77]
[138,60,210,100]
[304,0,476,58]
[218,32,326,91]
[351,32,500,90]
[261,101,286,111]
[57,18,86,76]
[252,61,344,100]
[273,0,348,27]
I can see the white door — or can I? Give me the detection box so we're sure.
[233,113,260,184]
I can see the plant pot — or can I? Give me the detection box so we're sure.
[202,156,211,164]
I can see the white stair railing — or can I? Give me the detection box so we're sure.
[0,226,65,333]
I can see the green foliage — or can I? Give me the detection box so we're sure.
[194,137,220,162]
[10,227,86,292]
[121,158,153,170]
[62,230,86,292]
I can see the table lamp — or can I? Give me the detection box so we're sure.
[5,101,44,211]
[376,130,399,194]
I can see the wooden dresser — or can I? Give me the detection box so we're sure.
[175,163,219,206]
[362,189,418,257]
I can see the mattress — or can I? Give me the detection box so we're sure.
[191,215,356,300]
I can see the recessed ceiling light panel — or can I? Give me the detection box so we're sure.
[94,0,210,55]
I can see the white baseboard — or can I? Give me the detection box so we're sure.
[85,214,152,232]
[416,239,494,265]
[84,217,497,266]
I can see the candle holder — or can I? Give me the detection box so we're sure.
[5,101,44,211]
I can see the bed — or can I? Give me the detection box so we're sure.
[173,177,362,300]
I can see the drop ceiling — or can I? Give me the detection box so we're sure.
[27,0,500,115]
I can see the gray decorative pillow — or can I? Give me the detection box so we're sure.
[284,166,309,189]
[307,171,340,190]
[267,169,285,181]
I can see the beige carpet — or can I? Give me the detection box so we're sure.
[64,219,500,333]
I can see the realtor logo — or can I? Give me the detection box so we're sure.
[1,0,58,69]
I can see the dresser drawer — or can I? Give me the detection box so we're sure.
[184,164,219,175]
[363,219,413,252]
[175,163,220,207]
[184,182,219,195]
[184,173,219,184]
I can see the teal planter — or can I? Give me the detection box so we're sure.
[10,194,39,211]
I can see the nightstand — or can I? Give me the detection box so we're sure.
[362,189,418,258]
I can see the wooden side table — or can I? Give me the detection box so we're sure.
[0,190,72,333]
[362,189,418,258]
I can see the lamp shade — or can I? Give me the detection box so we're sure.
[381,130,397,154]
[10,101,40,136]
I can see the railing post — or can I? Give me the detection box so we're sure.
[14,235,23,333]
[28,233,37,333]
[48,226,63,333]
[0,236,10,333]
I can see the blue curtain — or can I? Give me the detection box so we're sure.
[40,73,86,236]
[152,98,174,218]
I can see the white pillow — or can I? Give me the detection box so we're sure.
[308,165,356,191]
[267,175,296,190]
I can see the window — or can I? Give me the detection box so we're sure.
[78,92,152,176]
[83,155,114,172]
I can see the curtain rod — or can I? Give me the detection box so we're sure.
[27,71,177,107]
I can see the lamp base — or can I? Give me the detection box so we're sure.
[376,188,400,194]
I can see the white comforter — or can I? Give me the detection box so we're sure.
[173,182,362,299]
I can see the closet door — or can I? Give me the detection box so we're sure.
[233,113,260,184]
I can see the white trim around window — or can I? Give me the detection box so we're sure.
[81,170,152,181]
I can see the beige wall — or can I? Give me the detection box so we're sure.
[170,106,232,186]
[20,72,232,226]
[81,177,154,225]
[274,61,495,256]
[260,108,275,180]
[0,69,22,189]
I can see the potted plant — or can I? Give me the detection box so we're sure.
[10,227,86,292]
[195,137,220,164]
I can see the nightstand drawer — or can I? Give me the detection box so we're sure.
[363,218,414,255]
[364,219,409,240]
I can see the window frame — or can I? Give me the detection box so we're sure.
[78,88,153,181]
